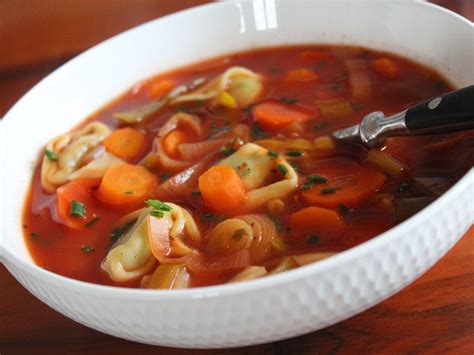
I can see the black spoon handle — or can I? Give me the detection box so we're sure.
[405,85,474,132]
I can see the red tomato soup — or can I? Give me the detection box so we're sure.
[23,46,474,289]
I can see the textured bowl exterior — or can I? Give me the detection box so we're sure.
[1,0,473,348]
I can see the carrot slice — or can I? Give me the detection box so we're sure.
[286,68,318,82]
[253,101,314,131]
[289,206,345,232]
[198,165,247,214]
[102,128,146,161]
[148,79,175,100]
[371,58,400,79]
[162,129,193,159]
[301,160,387,208]
[56,178,101,230]
[97,164,158,207]
[185,250,251,276]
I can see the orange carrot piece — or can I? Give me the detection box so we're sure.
[253,101,314,131]
[97,164,158,207]
[371,58,400,79]
[102,128,146,161]
[162,129,193,159]
[148,79,175,100]
[56,178,101,230]
[289,206,345,232]
[286,68,318,82]
[198,165,247,214]
[301,165,387,208]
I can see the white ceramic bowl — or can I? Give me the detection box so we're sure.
[1,0,473,348]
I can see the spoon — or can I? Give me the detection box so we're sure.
[332,85,474,147]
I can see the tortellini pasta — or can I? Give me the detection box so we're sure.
[41,122,111,192]
[170,66,263,107]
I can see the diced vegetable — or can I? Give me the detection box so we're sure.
[147,264,190,289]
[367,149,405,177]
[102,128,146,161]
[56,179,101,229]
[198,165,247,214]
[218,91,237,108]
[227,266,267,283]
[345,58,373,101]
[148,79,176,100]
[313,136,336,152]
[267,199,285,215]
[371,58,400,79]
[292,252,336,266]
[395,196,436,222]
[162,129,194,159]
[97,164,158,207]
[301,164,387,208]
[289,206,345,232]
[286,68,318,81]
[253,101,314,131]
[317,100,354,119]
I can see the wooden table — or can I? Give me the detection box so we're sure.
[1,1,473,353]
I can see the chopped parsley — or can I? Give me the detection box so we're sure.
[85,215,101,227]
[220,146,236,156]
[307,235,320,245]
[339,204,350,216]
[277,164,288,176]
[44,149,58,161]
[251,123,267,139]
[278,97,298,104]
[286,150,304,157]
[80,245,94,254]
[267,150,279,158]
[232,228,247,241]
[321,187,337,194]
[70,200,86,218]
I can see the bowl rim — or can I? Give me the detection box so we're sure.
[1,0,473,300]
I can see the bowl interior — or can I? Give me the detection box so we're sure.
[2,0,473,265]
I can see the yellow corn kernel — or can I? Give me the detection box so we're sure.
[219,91,237,108]
[313,136,336,152]
[267,199,285,215]
[317,99,354,119]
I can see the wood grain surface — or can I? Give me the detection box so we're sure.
[1,1,473,354]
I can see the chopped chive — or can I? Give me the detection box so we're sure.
[175,106,189,113]
[251,123,267,139]
[232,228,247,241]
[267,150,279,158]
[80,245,94,254]
[321,187,337,194]
[44,149,58,161]
[277,164,288,176]
[300,182,313,191]
[268,215,283,232]
[307,235,320,245]
[315,122,328,130]
[150,210,164,218]
[339,204,349,216]
[30,232,39,240]
[220,146,236,156]
[159,172,171,182]
[307,175,328,184]
[278,97,298,104]
[242,105,253,113]
[286,150,304,157]
[145,199,172,212]
[191,191,201,196]
[70,200,86,218]
[85,215,101,227]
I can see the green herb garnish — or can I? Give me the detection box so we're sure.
[220,146,236,156]
[145,199,172,212]
[80,245,94,254]
[251,123,267,139]
[307,235,320,245]
[315,122,328,130]
[268,215,283,232]
[85,215,101,227]
[286,150,304,157]
[321,188,337,194]
[159,172,171,182]
[150,210,164,218]
[30,232,39,240]
[175,106,189,113]
[44,149,58,161]
[307,175,328,184]
[277,164,288,176]
[232,228,247,241]
[70,200,86,218]
[267,150,279,158]
[279,97,298,104]
[339,204,349,216]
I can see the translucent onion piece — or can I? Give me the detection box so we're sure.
[268,257,297,275]
[101,208,156,282]
[152,137,193,172]
[344,58,373,101]
[292,252,336,266]
[69,152,125,180]
[178,138,230,161]
[367,149,405,177]
[147,264,190,289]
[227,266,267,283]
[158,112,205,139]
[41,122,111,192]
[170,67,262,107]
[237,214,276,262]
[206,218,253,256]
[185,249,251,276]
